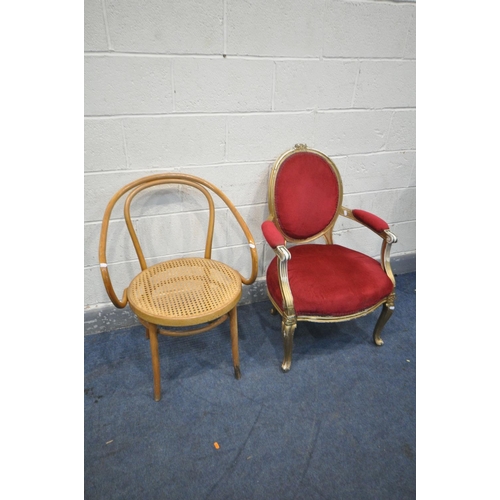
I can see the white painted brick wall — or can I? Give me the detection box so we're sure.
[84,56,174,115]
[323,2,415,58]
[104,0,224,54]
[85,0,416,310]
[174,59,274,112]
[274,60,359,111]
[226,0,325,57]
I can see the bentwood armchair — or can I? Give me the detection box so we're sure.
[262,145,398,371]
[99,174,258,401]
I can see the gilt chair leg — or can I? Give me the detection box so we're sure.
[373,302,395,346]
[147,323,162,401]
[281,317,297,372]
[228,307,241,380]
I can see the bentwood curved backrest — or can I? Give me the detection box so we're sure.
[99,173,259,309]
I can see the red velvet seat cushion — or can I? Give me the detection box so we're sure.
[266,244,394,317]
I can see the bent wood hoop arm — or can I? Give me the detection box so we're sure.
[99,173,259,309]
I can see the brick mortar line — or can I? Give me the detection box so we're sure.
[84,107,416,119]
[84,52,415,62]
[83,149,417,179]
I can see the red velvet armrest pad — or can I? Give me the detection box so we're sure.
[352,209,389,233]
[262,221,285,248]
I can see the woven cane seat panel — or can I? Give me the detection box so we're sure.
[128,258,242,326]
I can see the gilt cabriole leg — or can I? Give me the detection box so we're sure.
[281,316,297,372]
[373,293,396,346]
[147,323,162,401]
[229,307,241,380]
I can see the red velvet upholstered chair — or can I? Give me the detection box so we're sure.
[262,145,398,371]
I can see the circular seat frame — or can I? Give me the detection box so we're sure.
[128,257,242,327]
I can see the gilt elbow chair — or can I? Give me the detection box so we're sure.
[99,174,258,401]
[261,144,398,371]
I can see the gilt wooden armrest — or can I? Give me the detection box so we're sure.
[261,221,291,279]
[261,221,295,317]
[341,207,397,243]
[262,220,285,249]
[340,206,397,283]
[352,209,389,233]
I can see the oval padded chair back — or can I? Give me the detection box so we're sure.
[271,148,343,241]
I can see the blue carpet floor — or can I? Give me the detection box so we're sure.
[85,272,416,499]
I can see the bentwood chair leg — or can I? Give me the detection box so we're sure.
[281,317,297,372]
[147,323,162,401]
[229,307,241,379]
[373,303,394,346]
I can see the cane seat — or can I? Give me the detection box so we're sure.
[127,258,242,326]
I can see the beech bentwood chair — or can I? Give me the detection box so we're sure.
[99,174,258,401]
[262,145,398,371]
